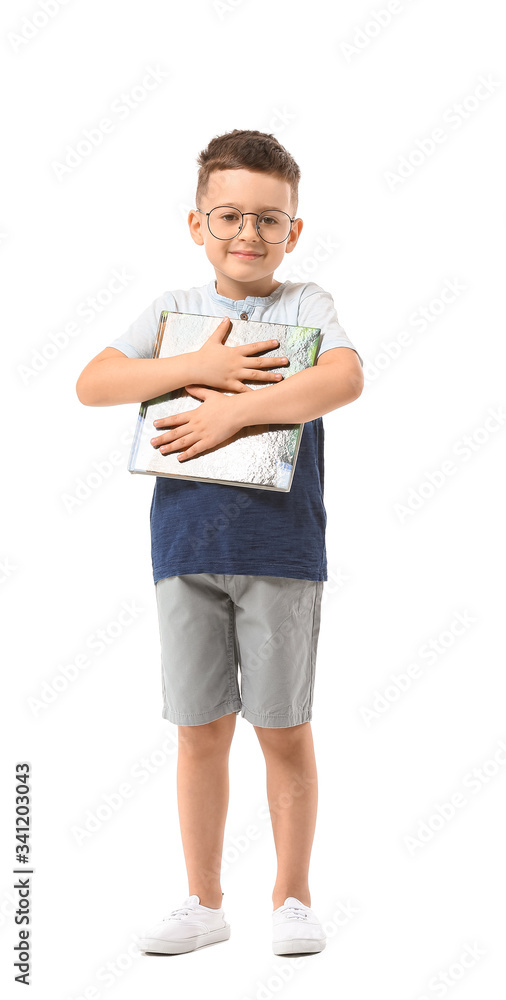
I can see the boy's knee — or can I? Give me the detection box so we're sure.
[178,712,236,751]
[254,720,311,752]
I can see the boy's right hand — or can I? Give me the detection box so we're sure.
[192,317,289,393]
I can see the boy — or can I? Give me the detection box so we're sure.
[76,129,364,957]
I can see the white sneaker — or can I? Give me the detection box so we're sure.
[139,894,230,955]
[272,896,326,955]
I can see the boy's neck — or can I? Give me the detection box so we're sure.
[214,274,283,301]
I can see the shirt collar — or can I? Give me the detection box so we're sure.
[208,278,286,308]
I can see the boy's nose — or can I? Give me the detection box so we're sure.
[238,216,260,238]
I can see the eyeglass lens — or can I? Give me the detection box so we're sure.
[208,207,291,243]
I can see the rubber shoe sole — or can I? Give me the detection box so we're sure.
[273,935,326,955]
[140,922,231,955]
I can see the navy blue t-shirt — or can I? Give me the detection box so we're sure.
[149,415,327,581]
[107,279,363,582]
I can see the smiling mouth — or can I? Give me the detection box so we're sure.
[230,251,262,258]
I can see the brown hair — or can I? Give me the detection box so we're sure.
[195,129,301,215]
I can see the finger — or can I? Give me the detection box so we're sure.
[153,413,189,429]
[210,317,231,340]
[177,438,209,461]
[243,369,284,382]
[185,385,214,399]
[160,431,199,454]
[160,422,192,444]
[241,340,280,355]
[252,356,289,368]
[151,417,190,445]
[233,382,255,392]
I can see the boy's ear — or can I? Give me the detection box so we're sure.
[285,217,303,252]
[188,210,205,245]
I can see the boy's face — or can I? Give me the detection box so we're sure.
[188,168,303,300]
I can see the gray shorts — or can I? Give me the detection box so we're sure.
[155,574,324,728]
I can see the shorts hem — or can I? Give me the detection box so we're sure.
[240,705,312,728]
[161,700,242,726]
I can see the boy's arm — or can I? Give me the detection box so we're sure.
[148,347,364,461]
[231,347,364,426]
[76,347,202,406]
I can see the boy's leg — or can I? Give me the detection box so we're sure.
[229,574,323,911]
[253,721,317,910]
[177,711,237,908]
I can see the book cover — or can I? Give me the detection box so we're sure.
[128,311,322,491]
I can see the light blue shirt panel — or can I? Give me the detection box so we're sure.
[106,280,364,367]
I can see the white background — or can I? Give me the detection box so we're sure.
[1,0,505,997]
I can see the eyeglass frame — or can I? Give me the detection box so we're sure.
[194,205,297,244]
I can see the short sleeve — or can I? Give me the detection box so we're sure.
[297,284,364,367]
[106,291,176,359]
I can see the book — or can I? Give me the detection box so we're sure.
[128,310,322,491]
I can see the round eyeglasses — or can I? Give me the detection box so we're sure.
[195,206,295,244]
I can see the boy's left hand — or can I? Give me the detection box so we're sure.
[150,384,252,461]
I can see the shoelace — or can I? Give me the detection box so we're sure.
[281,905,308,921]
[163,905,198,921]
